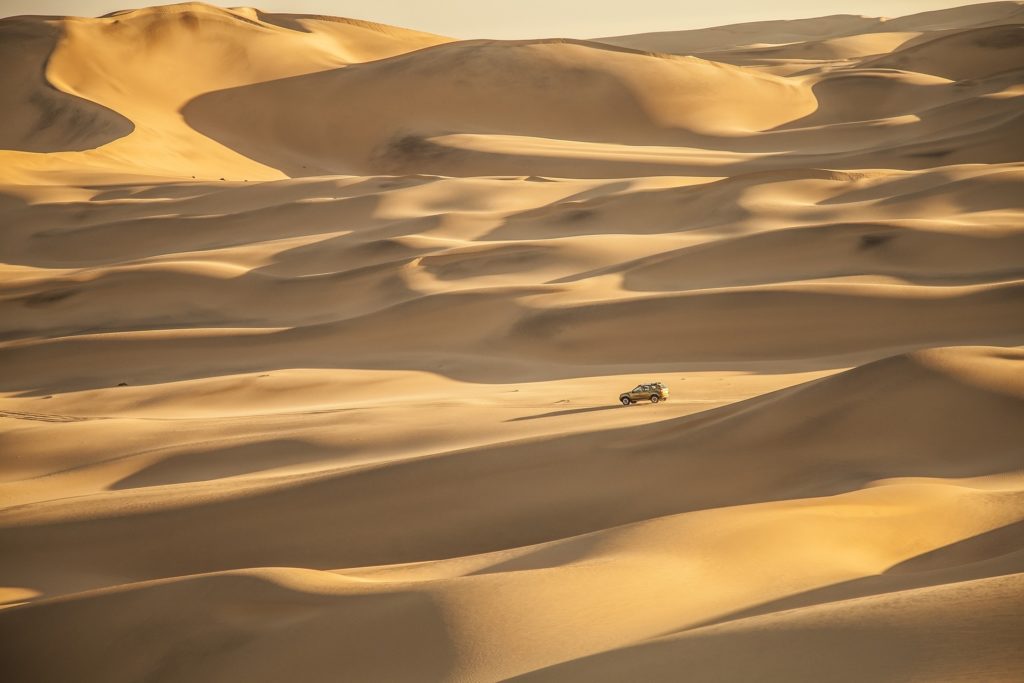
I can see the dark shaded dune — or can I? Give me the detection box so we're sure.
[781,71,952,128]
[760,3,1024,66]
[0,347,1019,597]
[258,233,437,278]
[110,438,360,490]
[821,165,1024,209]
[419,243,570,281]
[863,23,1024,80]
[668,523,1024,633]
[764,74,1024,167]
[692,40,891,69]
[558,223,1024,291]
[9,175,439,238]
[0,18,133,153]
[597,2,1024,58]
[597,15,881,54]
[2,193,410,268]
[876,1,1024,32]
[486,168,866,241]
[879,111,1024,168]
[507,282,1024,364]
[639,346,1024,463]
[0,570,457,683]
[0,254,424,341]
[890,520,1024,574]
[0,287,535,394]
[516,574,1024,683]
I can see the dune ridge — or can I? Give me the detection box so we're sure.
[1,2,1023,681]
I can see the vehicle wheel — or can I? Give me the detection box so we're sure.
[650,395,660,403]
[621,397,631,406]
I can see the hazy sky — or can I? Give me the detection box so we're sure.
[0,0,1001,38]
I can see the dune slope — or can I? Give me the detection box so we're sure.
[1,2,1023,682]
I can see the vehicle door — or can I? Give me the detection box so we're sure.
[631,385,645,400]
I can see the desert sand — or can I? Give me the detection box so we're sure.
[1,2,1023,681]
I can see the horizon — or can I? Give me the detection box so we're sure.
[0,0,1011,39]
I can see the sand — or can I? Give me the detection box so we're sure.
[1,2,1023,681]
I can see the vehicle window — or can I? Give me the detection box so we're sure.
[633,386,643,392]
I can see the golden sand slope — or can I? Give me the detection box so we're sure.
[1,2,1023,681]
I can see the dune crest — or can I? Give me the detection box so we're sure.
[1,2,1023,681]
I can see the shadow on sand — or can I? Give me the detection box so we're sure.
[507,404,628,421]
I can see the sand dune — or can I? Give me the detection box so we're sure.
[1,2,1023,681]
[3,348,1022,681]
[182,39,816,176]
[0,18,134,153]
[519,574,1024,682]
[598,1,1024,58]
[864,23,1024,79]
[0,2,448,181]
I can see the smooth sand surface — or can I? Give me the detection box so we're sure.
[1,2,1023,681]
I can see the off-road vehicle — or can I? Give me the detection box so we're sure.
[619,382,669,405]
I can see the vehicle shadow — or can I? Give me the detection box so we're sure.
[507,404,629,422]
